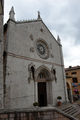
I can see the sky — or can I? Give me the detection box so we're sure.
[4,0,80,68]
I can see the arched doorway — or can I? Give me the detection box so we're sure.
[36,66,53,107]
[66,82,73,103]
[38,82,47,106]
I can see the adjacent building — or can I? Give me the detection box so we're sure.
[65,66,80,102]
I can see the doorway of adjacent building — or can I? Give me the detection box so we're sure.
[67,82,72,102]
[38,82,47,107]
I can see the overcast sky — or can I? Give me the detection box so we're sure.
[4,0,80,68]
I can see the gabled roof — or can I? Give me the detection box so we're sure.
[6,18,61,46]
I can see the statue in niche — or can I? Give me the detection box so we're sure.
[51,66,57,82]
[28,63,35,83]
[31,66,35,80]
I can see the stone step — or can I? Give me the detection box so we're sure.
[62,106,78,112]
[62,106,73,111]
[64,109,78,115]
[62,107,78,115]
[58,102,80,119]
[61,105,72,110]
[74,111,80,117]
[68,109,78,116]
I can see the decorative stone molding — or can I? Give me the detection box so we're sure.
[37,11,41,20]
[49,44,54,58]
[9,6,15,21]
[50,53,54,58]
[57,35,61,44]
[36,39,49,59]
[40,28,44,32]
[35,65,52,82]
[28,63,35,70]
[29,34,33,40]
[50,43,52,49]
[30,47,35,52]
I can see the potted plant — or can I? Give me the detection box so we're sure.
[33,102,39,107]
[57,96,62,106]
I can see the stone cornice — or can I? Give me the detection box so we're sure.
[7,52,64,67]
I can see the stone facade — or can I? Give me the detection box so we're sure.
[0,0,4,108]
[3,7,68,109]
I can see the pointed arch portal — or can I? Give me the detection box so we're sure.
[38,82,47,106]
[35,66,53,107]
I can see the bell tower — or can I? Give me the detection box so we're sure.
[0,0,4,108]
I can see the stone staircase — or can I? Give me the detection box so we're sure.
[58,101,80,120]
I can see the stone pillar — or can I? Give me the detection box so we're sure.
[57,36,68,102]
[34,81,36,102]
[34,81,38,104]
[35,82,38,102]
[70,89,73,103]
[47,81,53,106]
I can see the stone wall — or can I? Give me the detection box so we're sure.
[0,108,75,120]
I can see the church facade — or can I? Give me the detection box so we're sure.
[3,7,68,109]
